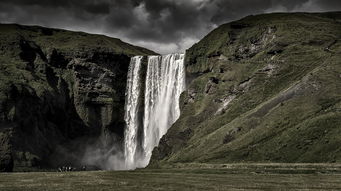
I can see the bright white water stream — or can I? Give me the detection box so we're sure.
[124,54,185,169]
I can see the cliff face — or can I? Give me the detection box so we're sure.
[150,12,341,166]
[0,24,155,171]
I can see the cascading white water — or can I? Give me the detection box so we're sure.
[124,56,143,169]
[142,54,186,166]
[124,53,186,169]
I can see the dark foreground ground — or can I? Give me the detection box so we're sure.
[0,163,341,191]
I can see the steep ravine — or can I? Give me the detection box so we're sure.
[0,24,155,172]
[150,12,341,166]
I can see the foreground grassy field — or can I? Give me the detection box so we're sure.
[0,163,341,190]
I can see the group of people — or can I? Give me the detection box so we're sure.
[57,166,87,172]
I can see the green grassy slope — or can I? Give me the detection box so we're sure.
[0,23,155,105]
[0,24,154,56]
[0,24,154,91]
[150,12,341,166]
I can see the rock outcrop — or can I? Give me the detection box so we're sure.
[0,24,155,171]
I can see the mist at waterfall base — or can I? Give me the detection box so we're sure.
[80,54,186,170]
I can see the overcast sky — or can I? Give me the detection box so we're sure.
[0,0,340,54]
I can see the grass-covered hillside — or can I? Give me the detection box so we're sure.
[150,12,341,166]
[0,24,155,172]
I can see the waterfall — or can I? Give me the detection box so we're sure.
[124,56,143,169]
[142,54,186,165]
[124,54,185,169]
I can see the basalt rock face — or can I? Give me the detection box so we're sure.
[0,24,155,171]
[150,12,341,166]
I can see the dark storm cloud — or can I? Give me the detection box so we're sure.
[0,0,340,54]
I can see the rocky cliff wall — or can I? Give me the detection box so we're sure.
[0,24,155,171]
